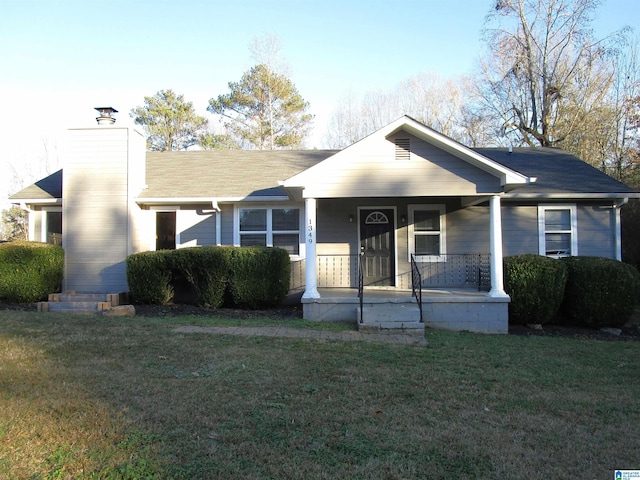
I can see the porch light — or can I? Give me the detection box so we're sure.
[95,107,118,125]
[349,214,354,223]
[401,214,407,223]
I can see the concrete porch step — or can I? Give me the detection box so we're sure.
[358,321,425,332]
[38,292,126,314]
[39,301,111,314]
[357,303,424,332]
[49,293,122,305]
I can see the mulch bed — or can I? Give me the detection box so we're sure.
[508,323,640,341]
[3,302,639,341]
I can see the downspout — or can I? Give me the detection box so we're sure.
[614,197,628,261]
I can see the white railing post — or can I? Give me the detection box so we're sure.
[303,196,320,299]
[489,195,508,298]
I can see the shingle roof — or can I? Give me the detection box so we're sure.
[475,147,637,196]
[10,147,636,204]
[140,150,337,199]
[9,169,62,200]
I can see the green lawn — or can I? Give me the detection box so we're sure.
[0,311,638,479]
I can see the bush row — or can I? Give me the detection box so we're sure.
[0,241,64,303]
[504,254,640,328]
[126,246,291,309]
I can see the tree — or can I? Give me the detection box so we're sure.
[198,132,238,150]
[1,206,28,241]
[323,73,473,148]
[477,0,628,148]
[131,90,209,151]
[208,64,314,150]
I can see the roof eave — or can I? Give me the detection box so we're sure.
[136,195,293,206]
[503,192,640,200]
[10,198,62,206]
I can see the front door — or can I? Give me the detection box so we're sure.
[360,209,395,286]
[156,212,176,250]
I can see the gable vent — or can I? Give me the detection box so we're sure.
[395,138,410,160]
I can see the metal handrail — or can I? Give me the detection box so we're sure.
[410,254,423,322]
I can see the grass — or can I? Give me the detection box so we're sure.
[0,311,638,479]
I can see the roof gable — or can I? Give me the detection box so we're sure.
[283,116,531,198]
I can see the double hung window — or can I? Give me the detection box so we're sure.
[408,204,446,261]
[238,207,300,255]
[538,205,577,257]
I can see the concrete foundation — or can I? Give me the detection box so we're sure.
[302,288,510,334]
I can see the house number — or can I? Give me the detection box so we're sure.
[307,220,313,243]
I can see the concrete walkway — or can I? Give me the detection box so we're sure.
[172,325,427,347]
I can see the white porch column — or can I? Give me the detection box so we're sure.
[303,196,320,299]
[489,195,508,298]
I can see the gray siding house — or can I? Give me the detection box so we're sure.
[10,114,638,332]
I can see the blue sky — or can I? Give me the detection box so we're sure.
[1,0,638,205]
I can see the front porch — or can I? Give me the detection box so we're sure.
[301,287,509,334]
[290,249,510,334]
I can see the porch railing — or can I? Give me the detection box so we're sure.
[289,253,491,292]
[410,254,423,322]
[410,254,491,290]
[317,254,359,288]
[288,254,361,291]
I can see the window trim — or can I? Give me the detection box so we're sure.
[407,204,446,262]
[234,205,304,259]
[538,204,578,258]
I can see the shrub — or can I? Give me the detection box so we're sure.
[561,256,640,328]
[171,247,230,308]
[126,251,173,305]
[226,247,291,309]
[503,254,567,325]
[126,246,291,308]
[0,241,64,303]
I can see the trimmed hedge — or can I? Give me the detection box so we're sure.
[561,256,640,328]
[126,246,291,309]
[227,247,291,308]
[126,250,174,305]
[503,254,568,325]
[171,247,229,308]
[0,241,64,303]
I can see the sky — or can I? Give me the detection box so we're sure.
[1,0,639,208]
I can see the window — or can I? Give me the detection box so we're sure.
[46,211,62,245]
[408,204,446,261]
[41,209,62,245]
[538,205,577,257]
[238,207,300,255]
